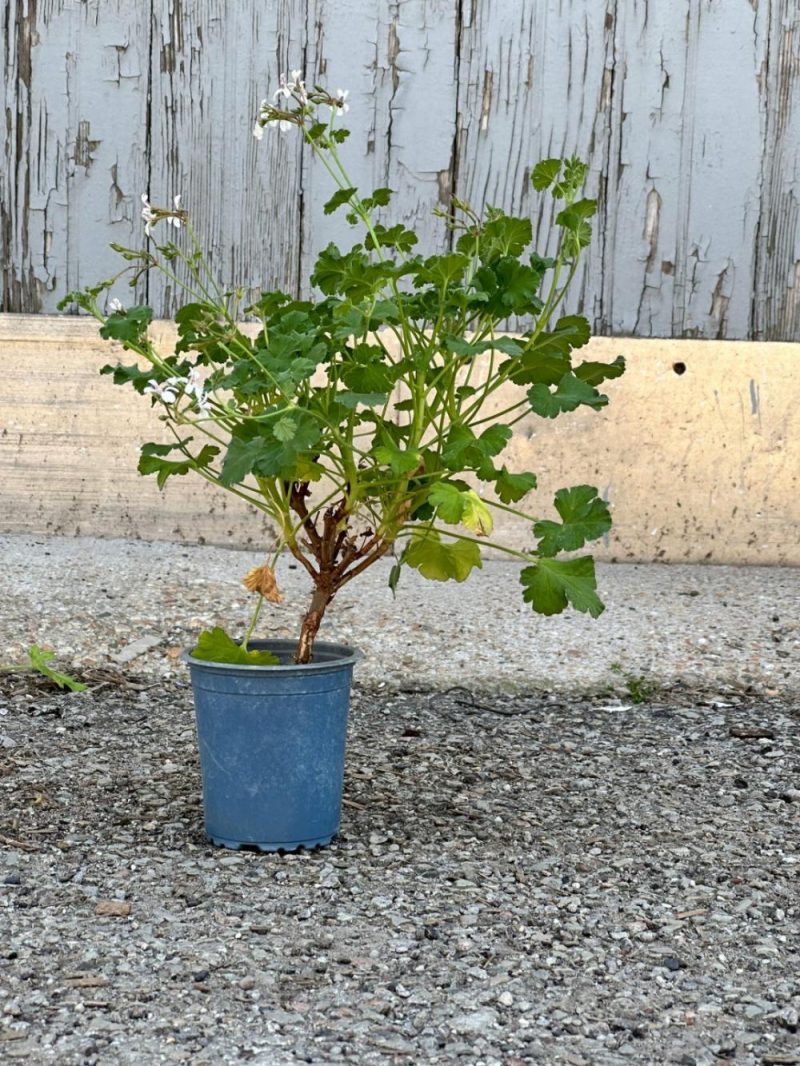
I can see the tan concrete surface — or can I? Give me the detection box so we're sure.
[1,313,798,564]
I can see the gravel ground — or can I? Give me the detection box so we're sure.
[1,534,799,1065]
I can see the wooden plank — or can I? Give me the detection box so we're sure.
[1,0,151,314]
[453,0,616,326]
[3,0,800,341]
[300,0,459,292]
[599,0,770,339]
[147,0,305,314]
[667,0,768,339]
[752,0,800,340]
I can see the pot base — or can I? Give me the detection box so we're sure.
[209,831,337,853]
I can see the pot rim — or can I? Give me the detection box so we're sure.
[182,638,362,674]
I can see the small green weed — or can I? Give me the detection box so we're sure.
[0,645,87,692]
[608,662,660,705]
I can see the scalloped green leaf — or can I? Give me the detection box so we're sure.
[531,159,562,191]
[533,485,611,557]
[494,467,537,504]
[520,557,604,618]
[527,373,607,418]
[323,187,358,215]
[190,627,280,666]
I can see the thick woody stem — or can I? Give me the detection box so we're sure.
[295,582,334,664]
[288,484,397,662]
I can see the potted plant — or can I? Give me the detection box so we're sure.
[60,73,624,852]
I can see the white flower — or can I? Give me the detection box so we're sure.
[141,192,183,234]
[143,378,181,405]
[253,120,265,141]
[290,70,307,101]
[167,194,183,230]
[273,73,292,101]
[276,119,294,133]
[335,88,349,113]
[178,368,212,413]
[107,297,123,313]
[186,367,202,390]
[141,193,157,236]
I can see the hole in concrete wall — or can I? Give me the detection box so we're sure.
[672,362,687,375]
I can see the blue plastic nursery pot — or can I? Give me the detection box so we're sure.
[184,640,360,852]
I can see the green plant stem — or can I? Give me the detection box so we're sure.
[241,595,264,652]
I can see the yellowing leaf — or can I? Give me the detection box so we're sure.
[404,529,482,583]
[461,490,493,536]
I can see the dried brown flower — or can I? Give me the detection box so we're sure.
[242,563,284,604]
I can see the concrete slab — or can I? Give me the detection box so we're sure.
[0,534,797,696]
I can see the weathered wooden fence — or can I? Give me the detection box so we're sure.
[3,0,799,339]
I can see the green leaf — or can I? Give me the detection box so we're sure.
[413,253,470,289]
[273,417,298,442]
[190,627,280,666]
[138,441,219,489]
[555,200,596,250]
[504,316,591,387]
[553,156,590,199]
[441,424,511,472]
[365,223,419,253]
[388,554,404,597]
[494,467,537,504]
[443,336,488,358]
[519,557,604,618]
[533,485,611,557]
[373,440,422,475]
[531,159,562,191]
[334,391,388,409]
[173,301,229,359]
[219,436,263,485]
[361,187,393,210]
[220,413,321,484]
[527,372,607,418]
[311,243,403,301]
[556,198,597,224]
[550,314,592,350]
[341,360,396,394]
[478,424,513,457]
[99,361,156,393]
[27,646,87,692]
[574,354,626,387]
[472,257,545,315]
[137,456,184,489]
[404,529,482,583]
[428,482,467,523]
[139,438,193,458]
[99,305,153,346]
[323,187,358,214]
[479,211,533,259]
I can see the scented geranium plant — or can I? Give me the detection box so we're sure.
[60,73,624,665]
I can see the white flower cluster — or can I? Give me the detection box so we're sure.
[275,69,307,103]
[144,367,210,413]
[141,194,184,237]
[252,71,349,139]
